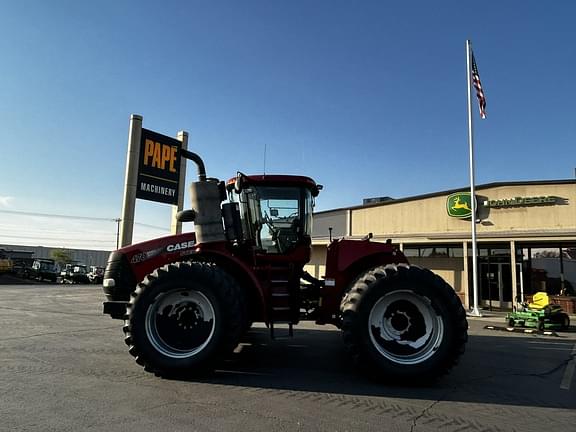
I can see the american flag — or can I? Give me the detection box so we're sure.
[471,52,486,119]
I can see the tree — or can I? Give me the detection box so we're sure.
[51,249,72,267]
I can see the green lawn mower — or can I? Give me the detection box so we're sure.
[506,292,570,331]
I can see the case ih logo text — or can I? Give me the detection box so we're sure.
[166,241,196,252]
[446,193,474,218]
[136,128,182,205]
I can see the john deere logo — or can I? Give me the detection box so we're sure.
[447,193,474,218]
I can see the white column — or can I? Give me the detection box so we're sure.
[346,209,352,237]
[510,240,518,307]
[463,241,470,309]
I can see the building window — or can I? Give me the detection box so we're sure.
[519,244,576,297]
[530,248,562,295]
[403,245,462,258]
[450,248,464,258]
[403,248,419,258]
[421,247,449,258]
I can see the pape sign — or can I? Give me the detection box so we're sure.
[136,128,181,205]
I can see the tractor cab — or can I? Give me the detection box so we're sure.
[226,174,320,254]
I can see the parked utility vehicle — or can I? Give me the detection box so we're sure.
[29,259,58,282]
[0,249,13,274]
[61,264,90,284]
[88,266,104,284]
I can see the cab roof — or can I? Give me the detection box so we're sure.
[226,175,321,197]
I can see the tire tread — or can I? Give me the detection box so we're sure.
[340,264,468,383]
[122,261,246,377]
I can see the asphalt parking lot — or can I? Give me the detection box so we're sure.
[0,283,574,432]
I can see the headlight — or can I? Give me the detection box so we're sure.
[103,278,116,288]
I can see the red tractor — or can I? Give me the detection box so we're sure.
[103,151,467,383]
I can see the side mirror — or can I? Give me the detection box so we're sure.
[270,208,279,217]
[176,209,196,222]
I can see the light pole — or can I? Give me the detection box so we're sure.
[114,218,121,249]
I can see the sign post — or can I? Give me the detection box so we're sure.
[119,114,143,248]
[171,131,189,235]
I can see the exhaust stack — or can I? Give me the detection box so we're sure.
[180,150,225,244]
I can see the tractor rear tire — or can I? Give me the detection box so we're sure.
[340,264,468,384]
[123,261,246,377]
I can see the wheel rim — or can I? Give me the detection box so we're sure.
[145,289,216,359]
[368,290,444,365]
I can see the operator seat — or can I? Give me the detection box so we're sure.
[275,218,300,253]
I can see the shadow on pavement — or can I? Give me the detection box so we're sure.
[174,327,575,410]
[0,274,43,285]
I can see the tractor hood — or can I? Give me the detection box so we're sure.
[103,232,197,303]
[118,232,198,264]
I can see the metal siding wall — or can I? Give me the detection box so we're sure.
[0,244,110,267]
[312,210,348,239]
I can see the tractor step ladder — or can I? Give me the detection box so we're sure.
[266,265,295,339]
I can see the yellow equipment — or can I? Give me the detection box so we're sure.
[528,292,550,310]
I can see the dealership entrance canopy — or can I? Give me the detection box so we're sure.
[306,179,576,312]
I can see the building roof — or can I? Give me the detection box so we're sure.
[314,179,576,215]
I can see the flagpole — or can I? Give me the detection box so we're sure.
[466,39,482,317]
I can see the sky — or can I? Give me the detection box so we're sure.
[0,0,574,251]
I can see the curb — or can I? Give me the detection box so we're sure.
[483,325,559,337]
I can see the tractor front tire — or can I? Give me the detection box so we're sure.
[123,261,246,377]
[341,264,468,384]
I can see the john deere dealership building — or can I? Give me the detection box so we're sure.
[307,179,576,311]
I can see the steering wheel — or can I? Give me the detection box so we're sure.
[263,211,279,236]
[264,211,286,252]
